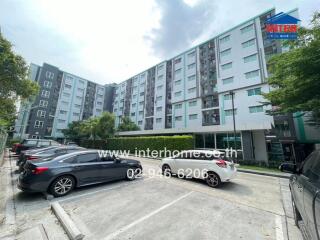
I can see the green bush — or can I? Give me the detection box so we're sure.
[80,135,194,155]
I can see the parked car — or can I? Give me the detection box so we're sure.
[17,146,85,172]
[66,142,78,146]
[14,139,60,154]
[18,150,143,197]
[161,150,237,188]
[280,150,320,240]
[17,146,62,166]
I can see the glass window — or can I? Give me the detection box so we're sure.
[188,87,196,94]
[174,91,182,97]
[221,62,232,70]
[302,152,320,182]
[222,77,234,84]
[189,100,197,107]
[249,105,263,113]
[247,87,262,96]
[245,70,260,79]
[175,80,182,86]
[243,53,257,63]
[225,109,237,116]
[175,104,182,109]
[175,116,182,121]
[242,38,255,48]
[188,75,196,81]
[187,63,195,70]
[240,24,254,34]
[220,48,231,57]
[220,35,230,43]
[156,118,162,123]
[156,106,162,112]
[76,153,99,163]
[189,114,197,120]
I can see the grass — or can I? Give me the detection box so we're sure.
[237,165,281,173]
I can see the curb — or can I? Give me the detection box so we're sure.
[51,202,84,240]
[237,169,290,179]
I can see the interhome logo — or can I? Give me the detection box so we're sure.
[265,12,300,40]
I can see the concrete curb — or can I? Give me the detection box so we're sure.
[51,202,84,240]
[237,169,290,179]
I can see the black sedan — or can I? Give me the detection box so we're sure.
[18,150,143,197]
[17,146,85,172]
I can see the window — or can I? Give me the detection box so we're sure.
[73,112,80,116]
[241,24,254,34]
[188,75,196,81]
[189,100,197,107]
[175,104,182,109]
[76,96,82,100]
[174,91,182,97]
[244,53,257,63]
[302,151,320,181]
[138,121,143,125]
[187,63,195,70]
[43,81,52,88]
[156,96,162,101]
[157,85,163,91]
[222,77,234,84]
[224,94,234,100]
[220,35,230,43]
[175,69,182,75]
[174,58,182,64]
[247,87,262,96]
[221,62,232,70]
[132,103,136,108]
[58,119,66,123]
[76,153,98,163]
[245,70,260,79]
[189,114,198,120]
[132,94,137,99]
[158,65,164,71]
[41,90,50,98]
[140,92,144,96]
[46,71,54,79]
[39,100,48,107]
[36,110,46,118]
[175,116,182,121]
[60,110,67,114]
[188,87,196,94]
[220,48,231,57]
[249,105,263,113]
[175,80,182,86]
[225,109,237,116]
[139,101,144,106]
[62,101,68,105]
[79,80,85,85]
[139,111,143,116]
[63,92,71,97]
[131,112,135,116]
[156,106,162,112]
[156,118,162,123]
[188,51,195,58]
[74,104,81,108]
[97,94,103,98]
[158,75,163,81]
[64,84,72,89]
[34,120,44,128]
[242,38,255,48]
[78,88,84,92]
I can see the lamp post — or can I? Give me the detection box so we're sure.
[229,91,237,160]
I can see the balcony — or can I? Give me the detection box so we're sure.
[202,109,220,126]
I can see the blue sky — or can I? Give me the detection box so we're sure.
[0,0,318,85]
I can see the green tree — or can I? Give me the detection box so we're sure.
[97,112,115,138]
[117,116,140,132]
[81,117,100,141]
[0,33,39,128]
[62,121,87,142]
[264,12,320,125]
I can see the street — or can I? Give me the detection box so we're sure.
[0,151,303,240]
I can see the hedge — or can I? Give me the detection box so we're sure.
[80,135,194,154]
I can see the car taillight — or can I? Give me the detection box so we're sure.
[216,159,227,168]
[27,156,38,160]
[32,167,49,175]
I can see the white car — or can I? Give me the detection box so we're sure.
[161,150,237,188]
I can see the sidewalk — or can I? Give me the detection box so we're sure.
[237,168,291,179]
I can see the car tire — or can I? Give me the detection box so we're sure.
[292,194,302,227]
[49,175,75,197]
[206,172,221,188]
[126,168,140,181]
[162,164,172,177]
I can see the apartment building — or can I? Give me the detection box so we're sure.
[113,8,301,162]
[14,63,115,140]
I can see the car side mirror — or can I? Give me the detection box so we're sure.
[279,163,297,174]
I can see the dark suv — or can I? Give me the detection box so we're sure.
[14,139,60,154]
[280,150,320,240]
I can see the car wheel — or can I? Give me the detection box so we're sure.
[50,175,75,197]
[162,164,172,177]
[292,194,302,227]
[126,168,139,181]
[206,172,221,188]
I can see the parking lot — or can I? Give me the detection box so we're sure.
[1,153,303,240]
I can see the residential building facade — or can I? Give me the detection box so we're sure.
[14,63,115,140]
[113,8,303,162]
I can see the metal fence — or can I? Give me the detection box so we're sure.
[0,128,8,156]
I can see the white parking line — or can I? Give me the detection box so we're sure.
[275,215,284,240]
[103,191,193,240]
[55,177,153,203]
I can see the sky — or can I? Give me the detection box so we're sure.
[0,0,318,85]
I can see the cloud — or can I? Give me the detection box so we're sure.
[145,0,216,59]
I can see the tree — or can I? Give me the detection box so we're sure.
[264,12,320,125]
[117,116,140,132]
[62,121,86,142]
[97,112,115,138]
[0,32,39,128]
